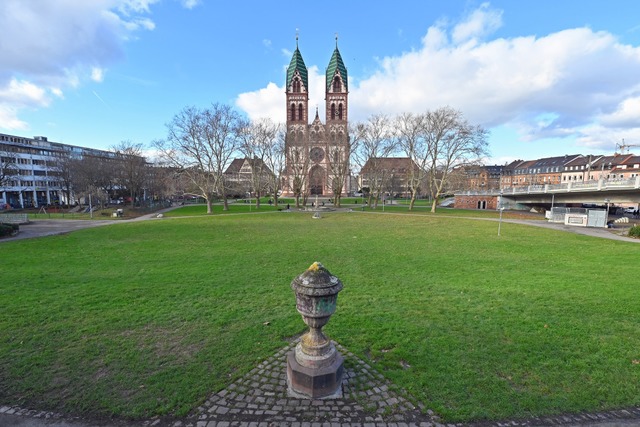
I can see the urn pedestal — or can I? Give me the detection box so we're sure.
[286,262,344,399]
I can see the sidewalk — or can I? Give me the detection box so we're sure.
[501,218,640,243]
[0,205,178,243]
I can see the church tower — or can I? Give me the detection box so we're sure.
[286,36,309,129]
[325,38,348,127]
[283,37,349,201]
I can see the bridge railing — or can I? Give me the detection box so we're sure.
[455,176,640,197]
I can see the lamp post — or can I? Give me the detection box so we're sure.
[498,190,504,236]
[604,198,610,228]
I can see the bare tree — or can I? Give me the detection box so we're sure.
[395,112,428,210]
[352,114,396,208]
[286,142,311,208]
[396,107,488,212]
[422,108,488,212]
[0,148,18,188]
[237,118,281,208]
[49,152,75,206]
[323,131,351,207]
[264,126,286,207]
[154,103,242,214]
[69,154,114,208]
[113,141,148,208]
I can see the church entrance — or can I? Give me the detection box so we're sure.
[309,165,325,195]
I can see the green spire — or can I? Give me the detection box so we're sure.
[286,36,308,90]
[326,38,347,92]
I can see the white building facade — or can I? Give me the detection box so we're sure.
[0,133,114,209]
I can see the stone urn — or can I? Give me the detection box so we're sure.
[286,262,344,398]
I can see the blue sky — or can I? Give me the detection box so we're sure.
[2,0,640,164]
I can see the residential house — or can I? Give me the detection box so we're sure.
[223,158,275,197]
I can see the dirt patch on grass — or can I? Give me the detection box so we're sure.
[120,324,203,361]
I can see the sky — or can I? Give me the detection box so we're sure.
[1,0,640,165]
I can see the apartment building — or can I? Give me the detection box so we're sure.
[0,133,114,209]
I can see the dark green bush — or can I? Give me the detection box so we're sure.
[0,223,18,237]
[629,225,640,238]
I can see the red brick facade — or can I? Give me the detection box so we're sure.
[455,195,499,210]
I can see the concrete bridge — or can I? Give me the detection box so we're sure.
[456,176,640,209]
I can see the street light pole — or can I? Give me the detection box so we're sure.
[498,190,504,236]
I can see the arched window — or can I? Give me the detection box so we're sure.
[298,104,304,122]
[333,76,341,92]
[331,103,336,120]
[338,103,343,120]
[290,104,296,121]
[293,78,301,93]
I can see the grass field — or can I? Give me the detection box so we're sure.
[0,211,639,423]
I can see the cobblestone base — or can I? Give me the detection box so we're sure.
[184,341,436,426]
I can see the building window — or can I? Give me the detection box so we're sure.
[290,104,296,121]
[338,103,343,120]
[298,104,304,122]
[293,78,301,93]
[330,103,336,120]
[333,76,341,92]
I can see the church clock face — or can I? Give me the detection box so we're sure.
[310,147,325,163]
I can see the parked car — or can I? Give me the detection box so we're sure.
[624,207,637,214]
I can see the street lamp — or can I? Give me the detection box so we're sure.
[604,198,610,228]
[498,190,504,236]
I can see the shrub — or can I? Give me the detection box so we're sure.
[628,225,640,238]
[0,223,18,237]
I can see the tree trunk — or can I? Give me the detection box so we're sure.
[295,195,300,208]
[334,194,341,208]
[206,198,213,214]
[431,198,438,213]
[223,196,229,211]
[255,191,261,208]
[409,190,417,210]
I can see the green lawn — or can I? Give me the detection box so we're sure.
[0,212,638,422]
[164,202,282,216]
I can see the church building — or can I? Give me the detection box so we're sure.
[282,38,350,198]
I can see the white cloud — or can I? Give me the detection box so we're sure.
[0,78,50,107]
[0,106,29,131]
[180,0,201,10]
[599,97,640,128]
[237,82,284,122]
[237,4,640,155]
[236,66,328,124]
[51,88,64,99]
[0,0,157,130]
[451,2,503,44]
[91,67,106,83]
[574,124,640,151]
